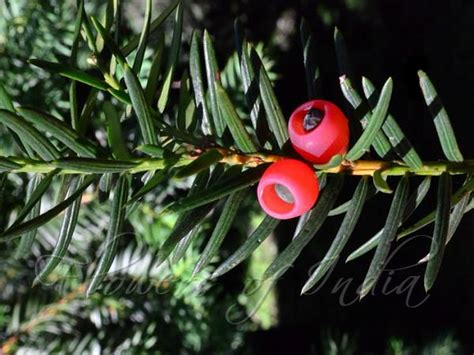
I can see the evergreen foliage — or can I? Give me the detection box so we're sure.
[0,0,472,352]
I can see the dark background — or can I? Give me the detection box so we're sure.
[198,0,474,353]
[1,0,472,353]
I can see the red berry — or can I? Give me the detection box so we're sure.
[257,159,319,220]
[288,100,350,164]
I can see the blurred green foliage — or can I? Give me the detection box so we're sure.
[0,1,255,351]
[0,0,467,353]
[0,0,75,110]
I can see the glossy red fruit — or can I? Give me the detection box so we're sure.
[257,159,319,220]
[288,100,350,164]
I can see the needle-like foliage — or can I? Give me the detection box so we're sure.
[0,6,472,350]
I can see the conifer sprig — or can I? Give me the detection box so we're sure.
[0,2,471,299]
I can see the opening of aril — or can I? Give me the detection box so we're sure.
[274,184,295,203]
[303,107,325,132]
[261,184,294,214]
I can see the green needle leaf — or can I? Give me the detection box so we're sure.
[397,176,474,239]
[156,170,214,265]
[15,175,43,259]
[128,170,166,205]
[87,174,129,296]
[10,169,60,228]
[175,149,223,178]
[69,81,79,130]
[215,82,257,153]
[211,215,280,279]
[69,0,84,129]
[157,3,183,113]
[418,193,474,264]
[169,165,268,213]
[29,59,110,91]
[99,173,113,198]
[0,157,21,172]
[51,158,136,174]
[189,31,212,135]
[69,0,84,130]
[0,109,61,160]
[373,170,393,194]
[70,0,84,62]
[135,144,164,158]
[123,63,159,145]
[424,172,451,291]
[171,226,201,264]
[77,90,99,135]
[121,0,179,56]
[145,33,165,105]
[107,88,132,105]
[203,30,226,136]
[334,27,353,79]
[302,177,369,293]
[0,83,15,111]
[292,211,312,241]
[313,154,344,170]
[262,175,344,280]
[339,76,392,158]
[359,175,409,299]
[91,16,126,67]
[81,11,99,53]
[176,70,196,132]
[33,177,82,285]
[418,191,471,265]
[0,173,5,190]
[158,203,215,267]
[253,46,289,148]
[362,77,423,169]
[234,19,244,57]
[346,77,393,161]
[329,185,377,217]
[418,70,463,162]
[0,87,31,158]
[346,176,431,262]
[104,102,131,160]
[239,41,264,134]
[1,175,96,240]
[193,189,247,275]
[96,0,115,52]
[17,107,98,158]
[215,164,239,183]
[300,18,320,99]
[446,192,471,244]
[132,0,152,73]
[467,194,474,209]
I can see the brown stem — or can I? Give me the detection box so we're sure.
[5,148,474,176]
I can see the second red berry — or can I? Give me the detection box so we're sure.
[257,159,319,220]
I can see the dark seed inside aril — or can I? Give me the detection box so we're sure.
[303,108,325,131]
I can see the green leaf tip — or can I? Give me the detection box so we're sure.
[87,175,130,296]
[424,172,451,292]
[373,170,393,194]
[418,70,464,162]
[359,175,409,299]
[211,215,280,279]
[362,76,423,169]
[302,177,369,294]
[346,77,393,161]
[262,175,344,281]
[192,189,247,276]
[123,63,160,146]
